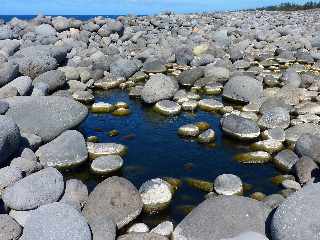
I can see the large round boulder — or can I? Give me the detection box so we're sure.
[4,96,88,143]
[172,196,268,240]
[223,76,263,103]
[21,202,91,240]
[271,183,320,240]
[141,74,179,104]
[2,167,64,210]
[83,176,143,229]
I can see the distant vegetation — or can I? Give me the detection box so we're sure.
[250,1,320,11]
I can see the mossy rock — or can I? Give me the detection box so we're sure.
[108,129,119,137]
[271,174,296,185]
[234,151,271,164]
[250,192,267,201]
[250,140,283,154]
[184,177,214,192]
[163,177,182,193]
[112,108,131,116]
[91,102,115,113]
[195,121,210,132]
[87,135,99,143]
[114,102,129,109]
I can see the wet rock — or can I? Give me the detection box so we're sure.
[118,233,168,240]
[91,102,114,113]
[139,178,172,213]
[258,107,290,129]
[178,124,200,137]
[223,76,263,103]
[294,156,319,185]
[33,70,66,93]
[281,179,301,191]
[295,134,320,163]
[128,223,150,233]
[198,99,223,111]
[251,140,283,154]
[0,214,22,240]
[221,114,260,140]
[21,202,91,240]
[91,155,124,174]
[89,216,116,240]
[172,196,267,240]
[2,167,64,210]
[0,115,21,166]
[273,149,299,172]
[36,130,88,168]
[141,74,178,104]
[60,179,88,209]
[83,176,143,229]
[185,178,214,192]
[214,174,243,196]
[271,183,320,240]
[181,100,198,111]
[235,151,271,164]
[0,62,19,87]
[177,67,204,87]
[204,82,223,95]
[197,129,215,143]
[87,142,127,159]
[154,100,181,116]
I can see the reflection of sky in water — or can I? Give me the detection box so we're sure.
[69,90,280,226]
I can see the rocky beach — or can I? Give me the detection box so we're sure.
[1,9,320,240]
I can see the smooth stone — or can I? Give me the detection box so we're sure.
[72,90,95,104]
[221,114,260,140]
[285,123,320,144]
[262,128,285,142]
[214,174,243,196]
[10,157,42,176]
[33,70,66,93]
[198,99,223,111]
[89,216,116,240]
[139,178,173,213]
[9,209,34,227]
[273,149,299,172]
[259,98,293,115]
[172,196,267,240]
[0,115,21,165]
[4,96,88,143]
[220,232,269,240]
[2,167,64,210]
[118,233,168,240]
[87,142,127,159]
[0,166,23,195]
[234,151,271,164]
[0,214,22,240]
[60,179,88,209]
[143,60,167,74]
[21,202,91,240]
[197,129,215,143]
[258,107,290,129]
[110,58,140,79]
[36,130,88,168]
[185,178,214,192]
[178,124,200,137]
[83,176,143,229]
[251,140,283,154]
[177,67,204,87]
[129,86,144,98]
[128,223,150,233]
[3,76,32,96]
[181,100,198,111]
[223,76,263,103]
[112,108,131,116]
[294,156,319,185]
[271,183,320,240]
[141,74,178,104]
[204,82,223,95]
[154,100,181,116]
[151,221,174,237]
[295,133,320,163]
[91,155,124,174]
[91,102,114,113]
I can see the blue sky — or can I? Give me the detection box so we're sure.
[1,0,310,15]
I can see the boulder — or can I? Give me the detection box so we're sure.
[60,179,88,209]
[295,134,320,163]
[0,214,22,240]
[177,67,204,87]
[33,70,66,93]
[0,62,19,87]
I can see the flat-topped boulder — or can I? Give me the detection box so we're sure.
[4,96,88,143]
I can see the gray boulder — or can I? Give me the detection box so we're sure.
[33,70,66,93]
[221,232,269,240]
[0,166,23,194]
[36,130,88,168]
[271,183,320,240]
[60,179,88,209]
[0,62,19,87]
[177,67,204,87]
[0,25,13,40]
[98,21,124,37]
[2,167,64,210]
[110,58,141,79]
[221,114,260,140]
[0,214,22,240]
[89,216,116,240]
[83,176,143,229]
[4,96,88,143]
[285,123,320,144]
[35,24,57,36]
[21,202,91,240]
[141,74,178,104]
[0,100,9,114]
[172,196,268,240]
[0,115,21,166]
[258,107,290,129]
[2,76,32,96]
[294,156,319,185]
[281,68,301,87]
[223,76,263,103]
[295,134,320,163]
[52,16,71,32]
[273,149,299,172]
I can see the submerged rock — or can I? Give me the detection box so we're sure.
[178,124,200,137]
[214,174,243,196]
[91,155,124,174]
[87,142,127,159]
[154,100,181,116]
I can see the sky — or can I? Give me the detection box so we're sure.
[0,0,311,15]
